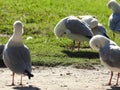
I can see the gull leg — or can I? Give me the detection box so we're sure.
[19,74,23,85]
[66,40,75,50]
[71,40,75,51]
[113,32,115,41]
[78,41,80,51]
[108,71,113,85]
[115,73,120,86]
[12,72,15,86]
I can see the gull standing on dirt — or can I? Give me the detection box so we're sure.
[3,20,34,85]
[89,35,120,86]
[107,0,120,40]
[54,16,93,50]
[80,15,109,38]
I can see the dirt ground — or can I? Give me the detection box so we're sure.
[0,65,120,90]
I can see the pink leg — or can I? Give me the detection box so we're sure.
[19,74,22,85]
[115,73,120,86]
[12,72,15,86]
[108,71,113,85]
[71,40,75,50]
[78,41,80,51]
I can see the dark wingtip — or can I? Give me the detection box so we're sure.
[24,70,34,79]
[103,33,110,39]
[86,36,93,39]
[28,73,34,79]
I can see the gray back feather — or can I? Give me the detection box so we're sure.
[3,45,32,74]
[109,13,120,32]
[65,17,93,38]
[100,42,120,68]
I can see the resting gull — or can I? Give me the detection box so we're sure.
[3,20,34,85]
[80,15,109,38]
[54,16,93,50]
[89,35,120,86]
[107,0,120,39]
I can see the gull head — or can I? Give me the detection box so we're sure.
[13,20,23,33]
[81,16,98,29]
[54,17,68,38]
[89,35,110,50]
[88,18,98,29]
[107,0,118,9]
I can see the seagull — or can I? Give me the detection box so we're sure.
[3,20,34,85]
[89,35,120,86]
[91,23,110,38]
[80,15,109,38]
[78,15,98,29]
[107,0,120,40]
[54,16,93,50]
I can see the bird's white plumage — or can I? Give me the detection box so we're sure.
[108,0,120,35]
[54,16,93,41]
[54,17,68,37]
[89,35,109,50]
[107,0,120,14]
[80,15,109,38]
[81,15,98,29]
[3,20,33,79]
[89,35,120,72]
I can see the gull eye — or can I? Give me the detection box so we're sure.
[95,44,98,48]
[63,32,66,34]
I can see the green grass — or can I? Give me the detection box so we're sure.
[0,0,120,67]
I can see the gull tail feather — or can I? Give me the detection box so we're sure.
[24,70,34,79]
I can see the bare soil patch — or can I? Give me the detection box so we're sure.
[0,65,119,90]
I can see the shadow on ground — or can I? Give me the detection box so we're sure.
[0,59,6,68]
[62,50,99,59]
[107,86,120,90]
[0,44,6,67]
[13,85,41,90]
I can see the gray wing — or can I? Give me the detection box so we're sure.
[3,45,31,73]
[94,25,109,38]
[19,45,32,72]
[109,45,120,67]
[109,13,120,31]
[65,17,93,39]
[100,44,120,68]
[97,25,107,34]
